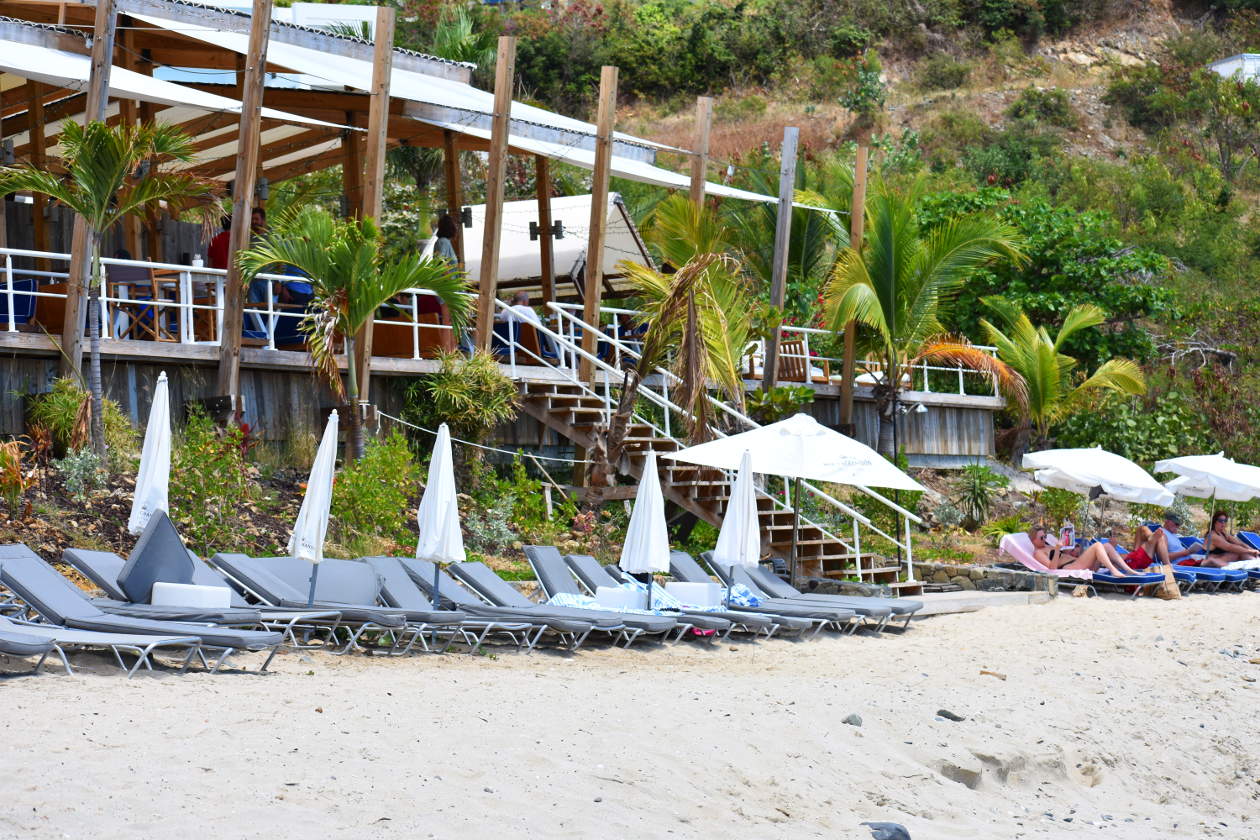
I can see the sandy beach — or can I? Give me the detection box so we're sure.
[2,593,1257,840]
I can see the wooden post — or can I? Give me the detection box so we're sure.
[688,96,713,209]
[0,107,6,249]
[214,0,273,409]
[535,155,555,306]
[442,129,463,270]
[759,126,799,393]
[837,143,869,435]
[353,4,395,405]
[579,65,617,383]
[475,36,516,351]
[26,84,49,261]
[119,20,142,259]
[340,119,363,217]
[61,0,116,379]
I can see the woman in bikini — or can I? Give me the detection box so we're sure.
[1200,510,1260,568]
[1028,526,1145,576]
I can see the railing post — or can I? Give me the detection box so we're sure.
[4,254,14,333]
[98,265,110,341]
[411,293,420,361]
[178,270,193,344]
[853,520,861,577]
[265,280,276,351]
[904,516,914,582]
[957,362,964,395]
[661,377,670,440]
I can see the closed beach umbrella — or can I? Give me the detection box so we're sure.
[289,410,338,606]
[128,370,170,535]
[712,450,760,604]
[1022,447,1174,507]
[619,451,670,609]
[416,423,465,609]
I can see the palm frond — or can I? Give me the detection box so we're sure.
[914,338,1029,410]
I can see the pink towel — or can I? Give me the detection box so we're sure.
[998,532,1093,580]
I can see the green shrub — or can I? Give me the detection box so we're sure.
[464,493,518,556]
[952,463,1009,529]
[169,407,254,557]
[1006,86,1076,128]
[1053,390,1212,468]
[746,385,814,425]
[331,430,418,548]
[715,94,768,122]
[916,54,972,91]
[28,377,134,461]
[1035,488,1080,529]
[53,448,106,503]
[980,513,1028,542]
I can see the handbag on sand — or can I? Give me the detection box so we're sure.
[1155,564,1181,600]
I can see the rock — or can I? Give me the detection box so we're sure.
[938,759,982,789]
[931,570,951,584]
[843,713,863,727]
[950,575,976,591]
[862,822,911,840]
[937,709,966,722]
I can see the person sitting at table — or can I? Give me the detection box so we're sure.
[208,215,231,270]
[496,291,542,328]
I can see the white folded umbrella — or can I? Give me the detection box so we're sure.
[1155,453,1260,502]
[712,450,760,605]
[619,451,670,609]
[289,410,338,605]
[128,371,170,536]
[1022,447,1174,507]
[416,423,466,609]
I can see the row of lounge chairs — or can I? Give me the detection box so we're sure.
[0,513,923,677]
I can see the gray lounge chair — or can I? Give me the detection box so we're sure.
[397,557,622,648]
[448,561,655,646]
[0,610,55,674]
[524,545,727,643]
[0,545,280,672]
[733,559,922,630]
[668,551,857,636]
[209,554,415,654]
[363,556,579,652]
[0,613,200,677]
[566,553,786,639]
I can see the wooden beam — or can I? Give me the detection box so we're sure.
[190,127,335,177]
[354,4,396,406]
[760,126,799,393]
[578,65,618,383]
[341,120,363,218]
[442,129,463,270]
[215,0,273,410]
[62,0,117,380]
[26,83,49,262]
[118,18,142,259]
[838,143,869,434]
[474,35,516,352]
[689,96,713,208]
[535,155,555,307]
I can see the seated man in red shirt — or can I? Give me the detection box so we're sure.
[207,215,232,269]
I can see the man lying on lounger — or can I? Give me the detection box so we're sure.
[1028,526,1146,576]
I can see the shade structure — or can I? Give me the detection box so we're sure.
[619,451,670,609]
[665,414,925,492]
[1022,447,1174,506]
[1155,454,1260,502]
[713,451,760,571]
[416,424,465,610]
[127,371,171,536]
[289,411,338,605]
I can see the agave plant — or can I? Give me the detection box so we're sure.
[237,207,472,460]
[823,180,1028,457]
[979,296,1146,459]
[0,120,219,457]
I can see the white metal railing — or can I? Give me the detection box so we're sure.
[0,247,456,357]
[505,301,924,585]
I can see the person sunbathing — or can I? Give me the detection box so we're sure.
[1200,510,1260,568]
[1120,524,1176,570]
[1028,526,1145,576]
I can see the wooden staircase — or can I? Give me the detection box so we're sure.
[519,380,923,596]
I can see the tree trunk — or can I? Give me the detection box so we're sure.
[583,368,642,511]
[876,403,895,459]
[344,334,364,462]
[87,233,106,460]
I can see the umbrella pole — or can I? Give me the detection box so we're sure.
[728,564,734,608]
[306,564,319,608]
[646,575,652,611]
[790,476,801,588]
[432,563,441,610]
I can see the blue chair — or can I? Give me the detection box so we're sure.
[0,278,37,326]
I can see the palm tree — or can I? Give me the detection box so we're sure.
[823,181,1028,457]
[979,296,1146,459]
[0,120,219,457]
[237,207,472,460]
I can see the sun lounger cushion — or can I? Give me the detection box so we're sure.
[998,532,1092,580]
[524,545,584,596]
[117,510,194,603]
[0,610,54,657]
[61,548,129,600]
[212,555,407,626]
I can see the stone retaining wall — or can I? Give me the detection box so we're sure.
[917,562,1054,593]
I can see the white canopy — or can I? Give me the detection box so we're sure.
[288,410,338,565]
[619,451,670,575]
[0,36,347,145]
[416,423,466,564]
[665,414,925,493]
[127,371,170,536]
[1022,447,1174,506]
[1155,453,1260,502]
[712,450,761,571]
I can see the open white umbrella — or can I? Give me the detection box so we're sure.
[289,410,338,606]
[667,414,924,583]
[1023,447,1174,507]
[128,371,170,536]
[1155,454,1260,502]
[416,423,465,609]
[618,451,670,609]
[712,450,760,605]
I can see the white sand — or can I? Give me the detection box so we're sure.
[1,594,1258,839]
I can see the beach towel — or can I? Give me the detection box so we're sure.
[998,532,1093,580]
[544,591,664,616]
